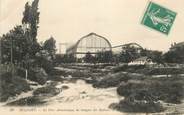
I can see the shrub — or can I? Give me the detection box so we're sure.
[71,71,92,78]
[117,78,184,104]
[113,65,146,73]
[0,72,30,102]
[93,72,131,88]
[6,96,46,106]
[33,86,60,97]
[28,68,48,85]
[93,72,145,88]
[147,68,184,75]
[112,85,165,113]
[110,97,164,113]
[113,64,128,73]
[49,69,64,76]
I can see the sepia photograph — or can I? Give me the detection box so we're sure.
[0,0,184,115]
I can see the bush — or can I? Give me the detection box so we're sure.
[113,64,128,73]
[28,68,48,85]
[48,75,63,81]
[93,72,145,88]
[117,78,184,104]
[93,72,131,88]
[0,72,31,102]
[147,68,184,75]
[112,84,165,113]
[49,69,64,76]
[117,80,148,97]
[33,86,60,97]
[113,65,146,73]
[6,96,46,106]
[41,60,54,74]
[110,97,164,113]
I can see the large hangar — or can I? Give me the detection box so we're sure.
[66,33,112,58]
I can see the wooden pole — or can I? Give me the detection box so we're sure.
[25,69,28,81]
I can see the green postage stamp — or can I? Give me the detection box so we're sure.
[141,1,177,35]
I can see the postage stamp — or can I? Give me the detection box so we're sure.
[141,1,177,35]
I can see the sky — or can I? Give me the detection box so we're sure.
[0,0,184,52]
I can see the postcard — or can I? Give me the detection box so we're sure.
[0,0,184,115]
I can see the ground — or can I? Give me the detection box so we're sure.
[0,63,184,114]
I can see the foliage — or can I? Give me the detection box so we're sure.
[95,51,113,63]
[118,46,141,63]
[1,0,41,68]
[141,49,163,64]
[163,45,184,63]
[53,54,64,65]
[117,77,184,104]
[1,26,29,64]
[61,54,76,63]
[93,72,131,88]
[27,68,48,85]
[83,52,95,63]
[6,96,46,106]
[42,36,56,60]
[22,0,40,41]
[33,85,60,97]
[110,97,164,113]
[0,72,31,102]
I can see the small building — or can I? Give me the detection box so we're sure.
[128,56,155,65]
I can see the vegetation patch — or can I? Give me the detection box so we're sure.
[113,64,184,75]
[93,72,145,88]
[110,97,164,113]
[33,85,60,97]
[27,68,48,85]
[93,73,130,88]
[6,96,46,106]
[117,76,184,104]
[0,72,31,102]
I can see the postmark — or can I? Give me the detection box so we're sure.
[141,1,177,35]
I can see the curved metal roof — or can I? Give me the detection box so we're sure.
[66,32,112,53]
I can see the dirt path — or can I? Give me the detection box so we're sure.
[43,80,122,111]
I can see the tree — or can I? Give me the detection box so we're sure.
[43,37,56,60]
[21,0,41,68]
[163,45,184,63]
[1,26,29,65]
[22,2,31,27]
[95,51,113,63]
[22,0,40,42]
[140,49,163,64]
[1,0,43,72]
[30,0,40,40]
[83,52,95,63]
[119,46,140,63]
